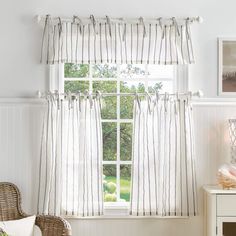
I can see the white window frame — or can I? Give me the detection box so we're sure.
[49,64,188,93]
[49,63,188,216]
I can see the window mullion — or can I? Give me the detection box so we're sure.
[102,119,133,123]
[64,77,173,82]
[116,64,121,202]
[60,63,65,93]
[119,161,132,165]
[103,161,117,165]
[64,77,119,81]
[145,64,148,92]
[89,64,93,92]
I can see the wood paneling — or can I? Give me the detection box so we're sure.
[0,101,235,236]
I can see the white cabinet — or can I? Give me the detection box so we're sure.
[204,186,236,236]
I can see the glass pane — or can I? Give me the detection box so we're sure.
[147,81,163,93]
[147,65,174,78]
[148,81,173,93]
[64,81,89,93]
[93,81,117,93]
[102,123,117,161]
[120,64,146,79]
[120,96,133,119]
[92,64,117,78]
[223,222,236,236]
[101,96,117,119]
[120,123,132,161]
[120,81,145,93]
[120,165,131,202]
[64,63,89,78]
[103,165,117,202]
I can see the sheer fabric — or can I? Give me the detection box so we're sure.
[37,96,103,217]
[40,16,195,65]
[130,96,197,216]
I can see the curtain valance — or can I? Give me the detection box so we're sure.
[40,15,200,65]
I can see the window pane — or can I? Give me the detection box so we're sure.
[64,63,89,78]
[64,81,89,93]
[120,81,145,93]
[120,96,133,119]
[147,81,163,93]
[120,123,132,161]
[102,123,117,161]
[92,64,117,78]
[103,165,117,202]
[93,81,117,93]
[120,165,131,202]
[120,64,146,79]
[147,65,174,78]
[148,81,173,93]
[101,96,117,119]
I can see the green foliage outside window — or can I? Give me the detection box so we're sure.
[64,63,162,202]
[0,228,8,236]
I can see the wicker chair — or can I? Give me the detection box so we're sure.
[0,182,72,236]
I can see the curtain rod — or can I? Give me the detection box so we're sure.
[36,15,203,24]
[37,90,203,98]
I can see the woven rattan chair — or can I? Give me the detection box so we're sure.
[0,182,72,236]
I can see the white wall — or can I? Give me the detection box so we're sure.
[1,0,236,97]
[0,102,233,236]
[1,0,236,235]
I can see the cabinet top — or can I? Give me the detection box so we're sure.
[203,185,236,194]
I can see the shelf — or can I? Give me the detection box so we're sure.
[203,185,236,194]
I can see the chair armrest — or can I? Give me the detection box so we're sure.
[35,215,72,236]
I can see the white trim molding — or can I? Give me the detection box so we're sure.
[192,98,236,106]
[218,37,236,97]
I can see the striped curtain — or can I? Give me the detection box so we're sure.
[130,95,197,216]
[40,15,195,65]
[37,95,103,217]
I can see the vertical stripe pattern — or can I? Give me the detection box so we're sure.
[37,96,103,217]
[40,16,196,65]
[130,95,197,216]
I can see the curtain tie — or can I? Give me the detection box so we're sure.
[164,92,169,113]
[135,92,141,110]
[139,17,146,38]
[73,16,83,34]
[76,91,81,112]
[186,18,191,39]
[90,15,97,34]
[145,92,152,114]
[106,16,112,37]
[122,22,126,42]
[171,17,180,36]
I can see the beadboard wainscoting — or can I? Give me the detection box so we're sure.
[0,102,45,213]
[0,100,235,236]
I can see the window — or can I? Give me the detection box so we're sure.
[51,63,187,212]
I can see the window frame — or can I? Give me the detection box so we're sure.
[49,64,188,93]
[49,63,188,216]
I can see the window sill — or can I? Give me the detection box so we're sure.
[103,202,130,217]
[64,203,189,220]
[65,215,189,220]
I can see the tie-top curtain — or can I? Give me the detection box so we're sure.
[130,95,197,216]
[40,15,197,65]
[37,95,103,217]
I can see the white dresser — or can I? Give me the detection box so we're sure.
[204,185,236,236]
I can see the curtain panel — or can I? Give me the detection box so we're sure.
[130,95,197,216]
[40,15,196,65]
[37,95,103,217]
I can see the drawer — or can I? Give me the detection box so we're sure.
[217,195,236,216]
